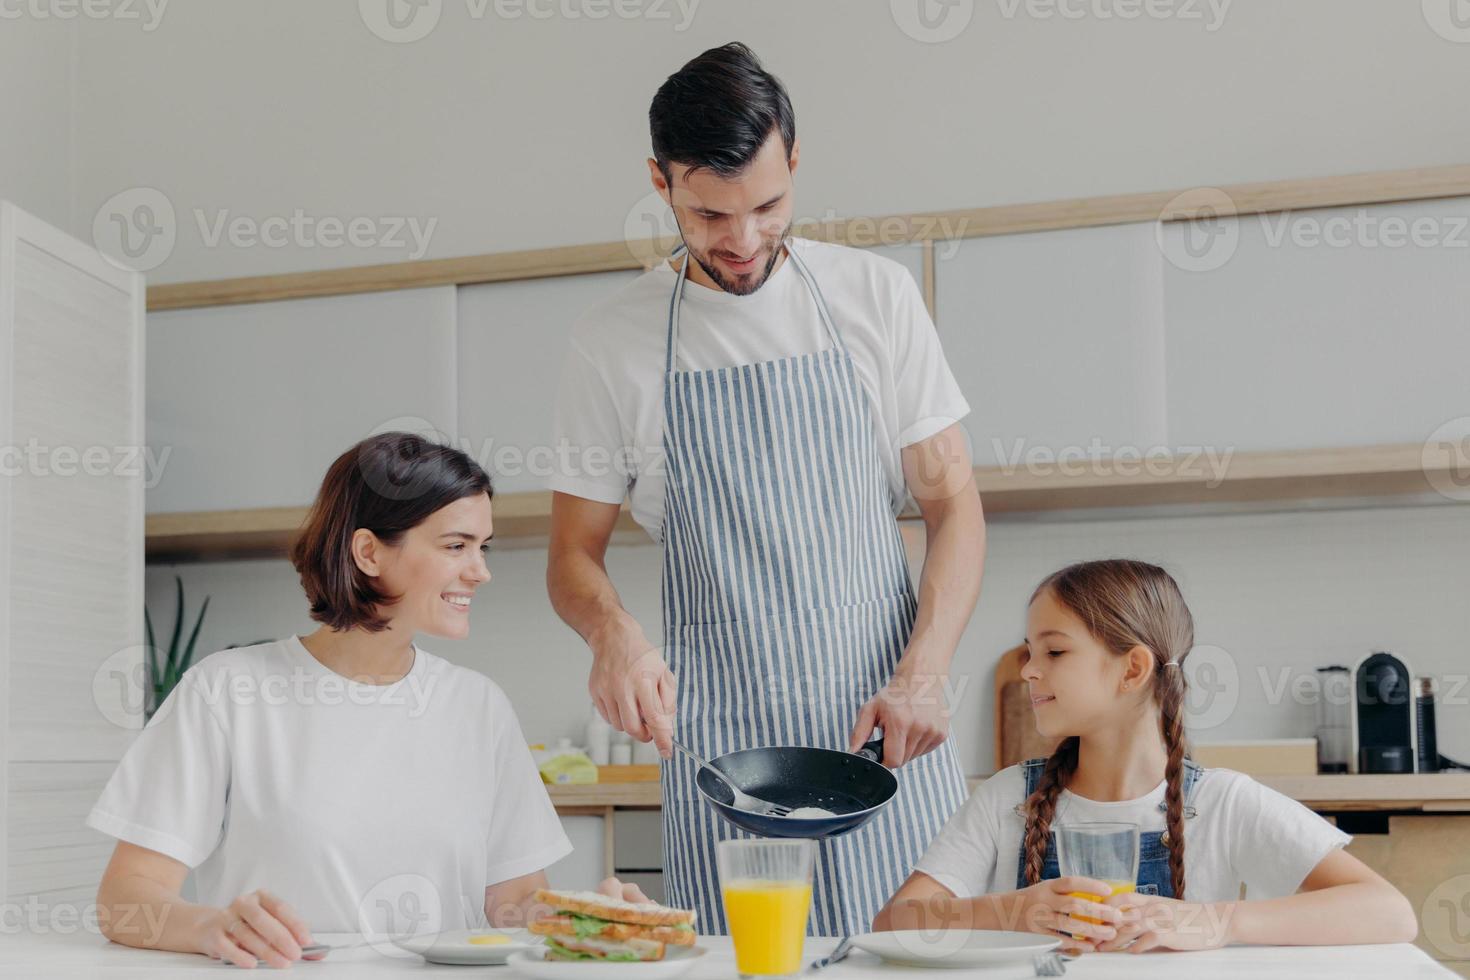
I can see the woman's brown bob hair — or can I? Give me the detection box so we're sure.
[290,432,493,632]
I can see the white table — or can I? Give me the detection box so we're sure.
[0,932,1458,978]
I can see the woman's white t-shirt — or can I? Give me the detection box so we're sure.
[549,236,971,539]
[913,764,1351,904]
[87,637,572,932]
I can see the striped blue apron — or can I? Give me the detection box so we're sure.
[658,239,969,937]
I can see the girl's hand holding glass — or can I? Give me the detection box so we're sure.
[1097,892,1232,953]
[1014,875,1125,954]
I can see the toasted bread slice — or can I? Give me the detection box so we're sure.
[531,915,696,946]
[544,936,666,962]
[533,889,697,929]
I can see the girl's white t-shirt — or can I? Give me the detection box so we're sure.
[549,236,971,539]
[913,763,1351,904]
[87,637,572,932]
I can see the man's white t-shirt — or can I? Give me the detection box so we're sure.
[550,237,971,539]
[913,764,1351,904]
[87,637,572,932]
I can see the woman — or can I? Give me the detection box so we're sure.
[91,433,647,968]
[873,559,1416,953]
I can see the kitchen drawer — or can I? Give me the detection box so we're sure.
[544,815,605,891]
[613,810,664,872]
[1345,815,1470,969]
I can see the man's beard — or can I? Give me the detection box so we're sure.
[688,224,790,296]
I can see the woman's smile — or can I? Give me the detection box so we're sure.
[441,590,474,613]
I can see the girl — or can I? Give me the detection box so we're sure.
[91,433,647,968]
[873,559,1417,953]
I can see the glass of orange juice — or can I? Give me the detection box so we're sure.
[1054,822,1140,928]
[717,839,815,978]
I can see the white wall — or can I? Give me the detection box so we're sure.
[63,0,1470,283]
[1,16,75,232]
[148,500,1470,777]
[88,0,1467,778]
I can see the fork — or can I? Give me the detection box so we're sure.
[807,935,854,972]
[1033,950,1075,976]
[296,940,366,959]
[670,739,791,816]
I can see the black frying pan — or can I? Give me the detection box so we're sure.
[692,739,896,839]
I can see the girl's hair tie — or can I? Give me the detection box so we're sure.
[1162,660,1182,670]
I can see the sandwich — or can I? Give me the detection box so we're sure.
[530,889,697,962]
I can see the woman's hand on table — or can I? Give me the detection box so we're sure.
[597,876,652,904]
[198,889,314,969]
[1013,876,1124,955]
[1097,892,1232,953]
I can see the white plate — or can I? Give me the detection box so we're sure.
[850,930,1060,969]
[506,944,707,979]
[392,928,542,965]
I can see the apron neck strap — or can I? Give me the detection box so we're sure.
[664,238,848,374]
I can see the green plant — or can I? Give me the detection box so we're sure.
[143,576,210,719]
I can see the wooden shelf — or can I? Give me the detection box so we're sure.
[548,765,661,815]
[969,442,1450,515]
[146,162,1470,311]
[145,443,1461,564]
[1256,774,1470,812]
[549,780,662,812]
[144,493,645,563]
[145,507,309,563]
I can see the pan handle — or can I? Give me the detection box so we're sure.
[855,739,886,765]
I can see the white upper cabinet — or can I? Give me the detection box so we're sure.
[457,271,638,495]
[143,195,1468,518]
[146,287,457,513]
[865,242,924,291]
[933,223,1168,467]
[1160,196,1470,451]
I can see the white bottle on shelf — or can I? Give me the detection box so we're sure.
[609,731,633,766]
[585,708,612,766]
[632,738,662,766]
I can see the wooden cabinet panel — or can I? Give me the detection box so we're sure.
[1346,815,1470,969]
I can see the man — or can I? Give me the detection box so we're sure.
[546,42,985,937]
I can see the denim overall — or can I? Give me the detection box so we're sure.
[1013,757,1205,898]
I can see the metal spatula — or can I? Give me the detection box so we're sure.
[671,738,792,816]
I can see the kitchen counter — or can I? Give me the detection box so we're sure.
[0,931,1457,978]
[549,772,1470,814]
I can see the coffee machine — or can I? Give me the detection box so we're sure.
[1351,652,1417,773]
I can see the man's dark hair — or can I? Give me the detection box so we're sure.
[649,42,796,186]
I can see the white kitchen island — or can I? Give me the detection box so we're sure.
[1,932,1458,978]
